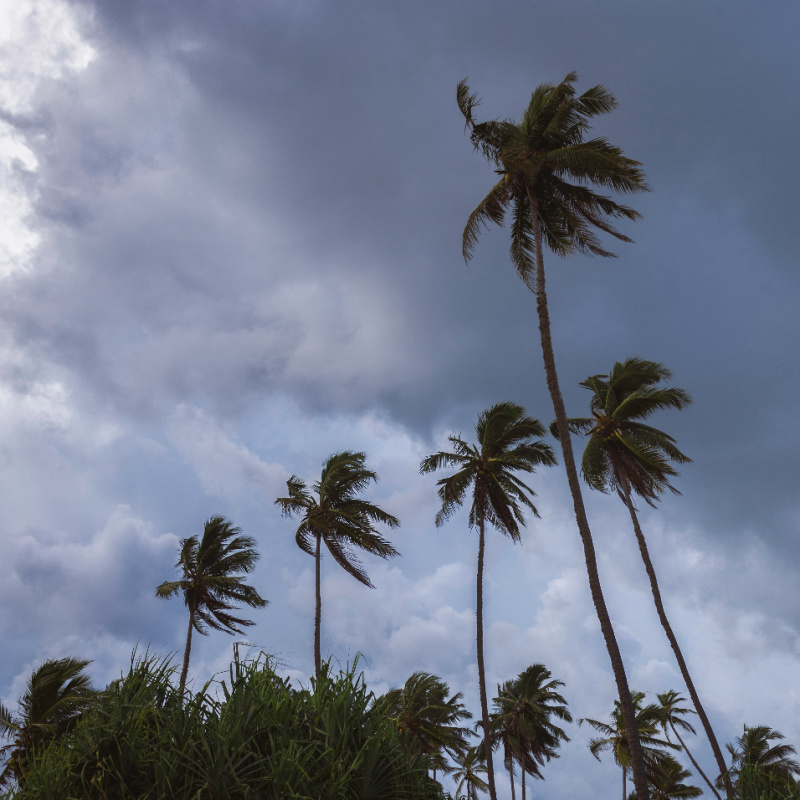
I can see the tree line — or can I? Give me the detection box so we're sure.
[1,72,795,799]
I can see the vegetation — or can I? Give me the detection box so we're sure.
[155,515,268,691]
[458,71,652,800]
[276,451,400,678]
[420,401,556,800]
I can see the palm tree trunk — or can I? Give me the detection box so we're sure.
[477,515,498,800]
[670,721,722,800]
[179,610,194,692]
[527,189,650,800]
[622,765,626,800]
[509,755,516,800]
[521,763,526,800]
[315,533,322,680]
[618,478,732,797]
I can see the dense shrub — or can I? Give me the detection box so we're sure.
[6,650,445,800]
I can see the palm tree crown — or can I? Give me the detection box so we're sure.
[421,401,556,800]
[458,72,652,800]
[156,515,267,691]
[558,356,692,505]
[721,725,800,787]
[275,451,399,677]
[0,657,97,788]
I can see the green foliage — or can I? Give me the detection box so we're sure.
[735,764,800,800]
[7,650,446,800]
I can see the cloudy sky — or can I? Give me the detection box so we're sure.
[1,0,799,796]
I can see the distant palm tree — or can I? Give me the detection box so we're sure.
[276,451,399,678]
[629,752,702,800]
[491,664,572,800]
[458,72,651,800]
[156,515,267,691]
[421,402,556,800]
[719,725,800,788]
[0,657,97,788]
[657,690,720,800]
[383,672,472,780]
[581,690,678,800]
[453,745,490,799]
[558,356,729,794]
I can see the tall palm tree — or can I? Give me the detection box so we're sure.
[658,690,720,800]
[581,690,678,800]
[420,402,556,800]
[0,657,97,788]
[558,356,730,794]
[458,73,651,800]
[719,725,800,788]
[275,451,399,679]
[383,672,473,780]
[491,664,572,800]
[156,515,267,692]
[453,745,490,799]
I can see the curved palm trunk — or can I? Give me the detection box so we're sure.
[521,763,526,800]
[477,515,498,800]
[618,480,732,797]
[314,532,322,680]
[508,755,516,800]
[179,610,194,692]
[528,190,650,800]
[670,721,722,800]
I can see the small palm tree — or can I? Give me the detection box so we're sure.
[156,515,267,691]
[458,73,651,800]
[629,752,703,800]
[657,690,720,800]
[581,690,678,800]
[453,745,490,799]
[491,664,572,800]
[276,451,399,678]
[420,402,556,800]
[558,356,730,794]
[0,657,97,788]
[383,672,472,780]
[719,725,800,788]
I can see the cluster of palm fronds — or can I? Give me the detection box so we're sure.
[1,649,448,800]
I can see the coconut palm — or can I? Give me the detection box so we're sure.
[581,690,678,800]
[453,745,490,799]
[383,672,473,780]
[657,690,720,800]
[719,725,800,788]
[275,451,399,679]
[420,402,556,800]
[458,73,651,800]
[558,356,730,794]
[491,664,572,800]
[156,515,267,692]
[0,657,97,788]
[629,752,703,800]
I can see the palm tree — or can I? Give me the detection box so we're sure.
[453,745,490,799]
[383,672,473,780]
[581,690,678,800]
[0,657,97,788]
[658,690,720,800]
[156,515,267,692]
[719,725,800,788]
[420,402,556,800]
[275,451,399,679]
[629,752,703,800]
[491,664,572,800]
[458,73,651,800]
[558,356,730,794]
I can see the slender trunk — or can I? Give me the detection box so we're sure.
[527,188,650,800]
[477,515,498,800]
[671,721,722,800]
[618,477,731,797]
[315,533,322,680]
[509,754,516,800]
[622,765,626,800]
[521,763,526,800]
[179,609,194,692]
